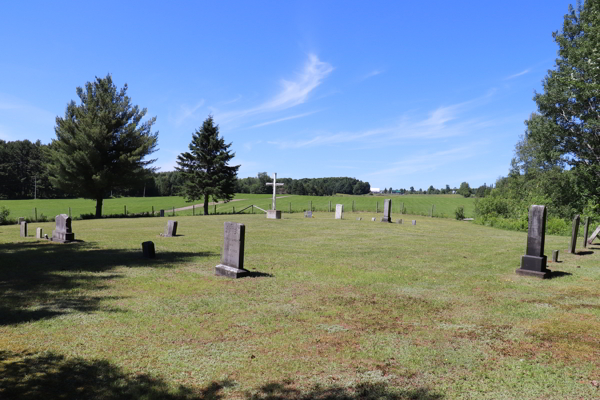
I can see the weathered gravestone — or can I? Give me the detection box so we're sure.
[412,220,416,225]
[396,219,403,224]
[356,217,362,221]
[163,220,178,237]
[335,204,343,219]
[583,217,590,248]
[20,221,27,237]
[159,209,165,217]
[587,225,600,245]
[381,199,391,223]
[568,214,580,253]
[516,205,551,279]
[36,228,43,239]
[52,214,75,243]
[371,217,376,222]
[215,222,248,278]
[304,210,312,218]
[142,241,156,258]
[552,250,559,263]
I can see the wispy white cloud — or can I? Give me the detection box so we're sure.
[173,100,205,126]
[505,69,531,80]
[361,69,383,81]
[267,92,497,149]
[249,111,319,129]
[213,54,333,124]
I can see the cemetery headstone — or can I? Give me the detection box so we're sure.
[356,217,362,221]
[215,222,248,278]
[265,173,284,219]
[20,221,27,237]
[412,220,416,225]
[381,199,391,223]
[160,209,165,217]
[371,217,376,222]
[516,205,551,278]
[163,220,178,237]
[552,250,559,263]
[568,214,580,253]
[36,227,43,239]
[583,217,590,248]
[304,210,313,218]
[587,225,600,245]
[52,214,75,243]
[396,219,402,224]
[335,204,343,219]
[142,241,156,258]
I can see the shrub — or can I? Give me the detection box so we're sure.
[0,206,10,224]
[455,206,465,220]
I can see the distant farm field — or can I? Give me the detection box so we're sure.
[0,194,475,221]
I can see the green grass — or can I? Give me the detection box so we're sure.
[1,212,598,399]
[0,194,474,222]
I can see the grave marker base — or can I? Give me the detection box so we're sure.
[267,210,281,219]
[380,217,391,223]
[215,264,249,278]
[51,231,75,243]
[516,255,550,279]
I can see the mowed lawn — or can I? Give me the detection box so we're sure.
[0,212,598,399]
[0,194,475,220]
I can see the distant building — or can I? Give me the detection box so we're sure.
[370,188,381,193]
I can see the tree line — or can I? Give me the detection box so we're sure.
[475,1,600,234]
[235,174,370,196]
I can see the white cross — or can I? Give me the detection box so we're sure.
[265,173,284,211]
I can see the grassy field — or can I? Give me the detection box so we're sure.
[0,212,598,399]
[0,194,475,221]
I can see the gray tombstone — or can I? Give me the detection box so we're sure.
[516,205,550,278]
[36,227,43,239]
[304,210,313,218]
[412,220,416,225]
[396,219,403,224]
[583,217,590,248]
[215,222,248,278]
[381,199,391,223]
[163,220,178,237]
[568,214,580,253]
[335,204,343,219]
[371,217,376,221]
[159,209,165,217]
[552,250,559,263]
[267,210,282,219]
[587,225,600,245]
[142,241,156,258]
[356,217,362,221]
[52,214,75,243]
[20,221,27,237]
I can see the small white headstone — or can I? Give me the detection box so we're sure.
[335,204,343,219]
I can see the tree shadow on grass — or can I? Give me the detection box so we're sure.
[0,350,233,400]
[0,350,444,400]
[0,241,217,326]
[245,380,444,400]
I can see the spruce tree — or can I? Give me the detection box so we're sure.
[49,75,158,217]
[176,116,240,215]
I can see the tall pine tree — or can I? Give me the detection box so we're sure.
[176,116,240,215]
[49,75,158,217]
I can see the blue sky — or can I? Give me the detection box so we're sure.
[0,1,574,190]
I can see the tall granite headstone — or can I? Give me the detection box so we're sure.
[215,222,248,278]
[52,214,75,243]
[568,214,580,253]
[20,221,27,237]
[583,217,590,248]
[335,204,343,219]
[163,220,178,237]
[516,205,551,278]
[381,199,391,223]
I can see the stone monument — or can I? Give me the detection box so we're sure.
[215,222,248,278]
[371,217,376,221]
[159,209,165,217]
[516,205,551,278]
[396,219,402,224]
[412,220,416,225]
[163,220,178,237]
[335,204,343,219]
[142,241,155,258]
[20,221,27,237]
[304,210,312,218]
[52,214,75,243]
[36,227,43,239]
[568,214,580,253]
[381,199,391,223]
[266,173,284,219]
